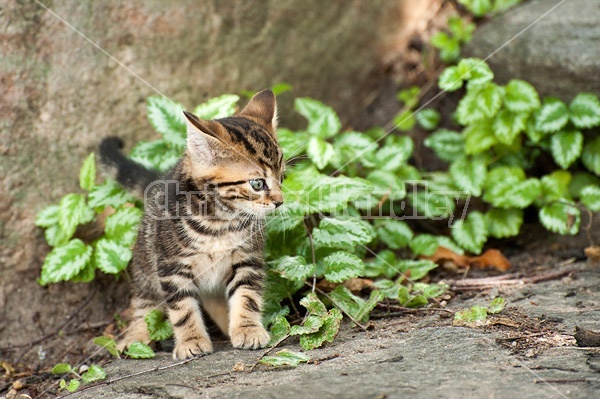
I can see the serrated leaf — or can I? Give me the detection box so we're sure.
[307,136,335,170]
[329,286,383,323]
[125,342,155,359]
[299,292,328,317]
[93,336,120,358]
[456,88,487,125]
[454,305,488,322]
[193,94,239,119]
[582,136,600,175]
[450,156,487,196]
[484,168,541,209]
[504,80,540,113]
[88,179,137,209]
[93,238,132,275]
[464,121,497,155]
[375,219,413,250]
[312,218,375,250]
[129,140,181,172]
[290,315,325,336]
[278,128,309,160]
[375,136,413,171]
[299,308,343,350]
[551,130,583,169]
[580,185,600,211]
[333,132,377,168]
[451,211,487,254]
[424,129,465,162]
[147,97,186,147]
[535,98,569,133]
[366,170,406,200]
[65,379,80,392]
[458,58,494,86]
[144,309,173,341]
[70,261,96,283]
[493,110,527,145]
[79,153,96,192]
[570,93,600,129]
[43,224,71,247]
[36,205,60,228]
[323,252,365,283]
[409,234,439,256]
[539,201,581,235]
[364,250,398,279]
[569,172,600,199]
[52,363,72,374]
[439,66,464,91]
[487,297,506,314]
[104,207,142,246]
[260,349,310,367]
[413,282,448,299]
[295,98,341,138]
[431,32,460,63]
[81,365,107,384]
[478,83,504,119]
[397,259,438,280]
[486,208,523,238]
[448,15,475,43]
[39,239,93,285]
[267,315,290,346]
[58,193,94,239]
[270,256,314,282]
[411,191,456,219]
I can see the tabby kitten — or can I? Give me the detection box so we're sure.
[100,90,284,360]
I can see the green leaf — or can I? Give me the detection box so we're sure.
[483,167,541,209]
[424,129,465,162]
[81,365,107,384]
[393,110,416,132]
[486,208,523,238]
[478,83,504,119]
[539,201,581,235]
[144,309,174,341]
[70,261,96,283]
[88,179,137,209]
[260,349,310,367]
[43,224,71,248]
[307,136,335,170]
[39,239,93,285]
[36,205,60,228]
[375,136,413,171]
[551,130,583,169]
[323,251,365,283]
[448,15,475,43]
[301,173,373,214]
[450,156,487,196]
[295,98,341,138]
[397,259,438,280]
[278,128,309,160]
[267,315,291,346]
[93,238,132,275]
[569,172,600,199]
[411,191,456,219]
[52,363,72,374]
[62,379,80,392]
[398,86,421,106]
[409,234,439,256]
[493,110,527,145]
[93,336,120,358]
[375,219,413,250]
[366,170,406,200]
[459,0,492,16]
[193,94,239,119]
[504,79,540,113]
[104,207,143,246]
[129,140,181,172]
[454,305,488,322]
[334,132,377,168]
[125,342,155,359]
[456,88,486,125]
[147,97,186,147]
[431,32,460,62]
[438,66,464,91]
[329,286,382,323]
[413,282,448,299]
[312,218,375,250]
[464,121,497,155]
[569,93,600,128]
[271,83,293,96]
[58,193,94,240]
[582,136,600,175]
[458,58,494,86]
[451,211,487,254]
[79,153,96,192]
[299,292,328,317]
[290,315,325,336]
[487,297,506,314]
[270,256,315,282]
[416,108,441,130]
[364,250,398,279]
[298,309,343,350]
[581,185,600,212]
[535,98,569,133]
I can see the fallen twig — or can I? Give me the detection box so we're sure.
[446,269,576,291]
[374,303,454,314]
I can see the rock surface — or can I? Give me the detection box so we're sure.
[465,0,600,100]
[64,262,600,399]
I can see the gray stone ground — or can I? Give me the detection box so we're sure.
[64,262,599,399]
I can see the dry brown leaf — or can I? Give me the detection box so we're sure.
[423,247,511,272]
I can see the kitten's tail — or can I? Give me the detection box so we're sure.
[99,137,160,198]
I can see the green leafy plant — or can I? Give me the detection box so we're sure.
[458,0,524,17]
[454,297,506,325]
[51,362,107,392]
[431,15,476,63]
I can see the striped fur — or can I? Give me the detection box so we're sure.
[102,90,284,359]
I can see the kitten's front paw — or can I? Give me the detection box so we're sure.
[172,337,213,360]
[230,325,270,349]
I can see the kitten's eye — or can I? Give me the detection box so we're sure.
[249,178,266,191]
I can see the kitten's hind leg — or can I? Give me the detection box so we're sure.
[116,297,155,352]
[201,295,230,335]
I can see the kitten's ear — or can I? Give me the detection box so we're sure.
[239,89,278,132]
[183,111,225,164]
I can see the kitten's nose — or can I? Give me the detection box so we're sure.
[273,200,283,208]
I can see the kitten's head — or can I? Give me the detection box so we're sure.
[183,90,284,217]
